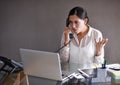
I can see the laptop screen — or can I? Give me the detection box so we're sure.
[20,48,63,81]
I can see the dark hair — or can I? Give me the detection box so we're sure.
[66,6,89,26]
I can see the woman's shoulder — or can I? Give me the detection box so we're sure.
[89,25,103,37]
[90,26,101,33]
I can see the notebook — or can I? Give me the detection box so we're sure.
[20,48,73,81]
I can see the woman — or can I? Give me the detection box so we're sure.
[60,6,108,70]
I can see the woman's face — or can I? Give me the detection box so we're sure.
[69,15,87,34]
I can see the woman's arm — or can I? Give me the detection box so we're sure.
[59,33,70,63]
[94,30,108,65]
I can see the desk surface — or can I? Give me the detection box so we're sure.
[0,62,114,85]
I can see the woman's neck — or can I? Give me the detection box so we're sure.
[77,25,89,37]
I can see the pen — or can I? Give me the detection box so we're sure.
[102,59,107,69]
[94,63,97,69]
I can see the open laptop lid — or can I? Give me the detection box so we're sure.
[20,48,63,81]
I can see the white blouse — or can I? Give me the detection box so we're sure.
[60,25,104,70]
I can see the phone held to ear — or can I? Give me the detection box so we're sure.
[69,33,74,39]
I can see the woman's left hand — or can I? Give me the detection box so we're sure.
[95,38,108,56]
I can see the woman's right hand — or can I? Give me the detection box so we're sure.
[64,27,72,45]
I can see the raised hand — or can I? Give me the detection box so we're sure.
[95,38,108,56]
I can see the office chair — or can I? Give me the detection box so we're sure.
[0,56,23,84]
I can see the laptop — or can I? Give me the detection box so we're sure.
[20,48,73,82]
